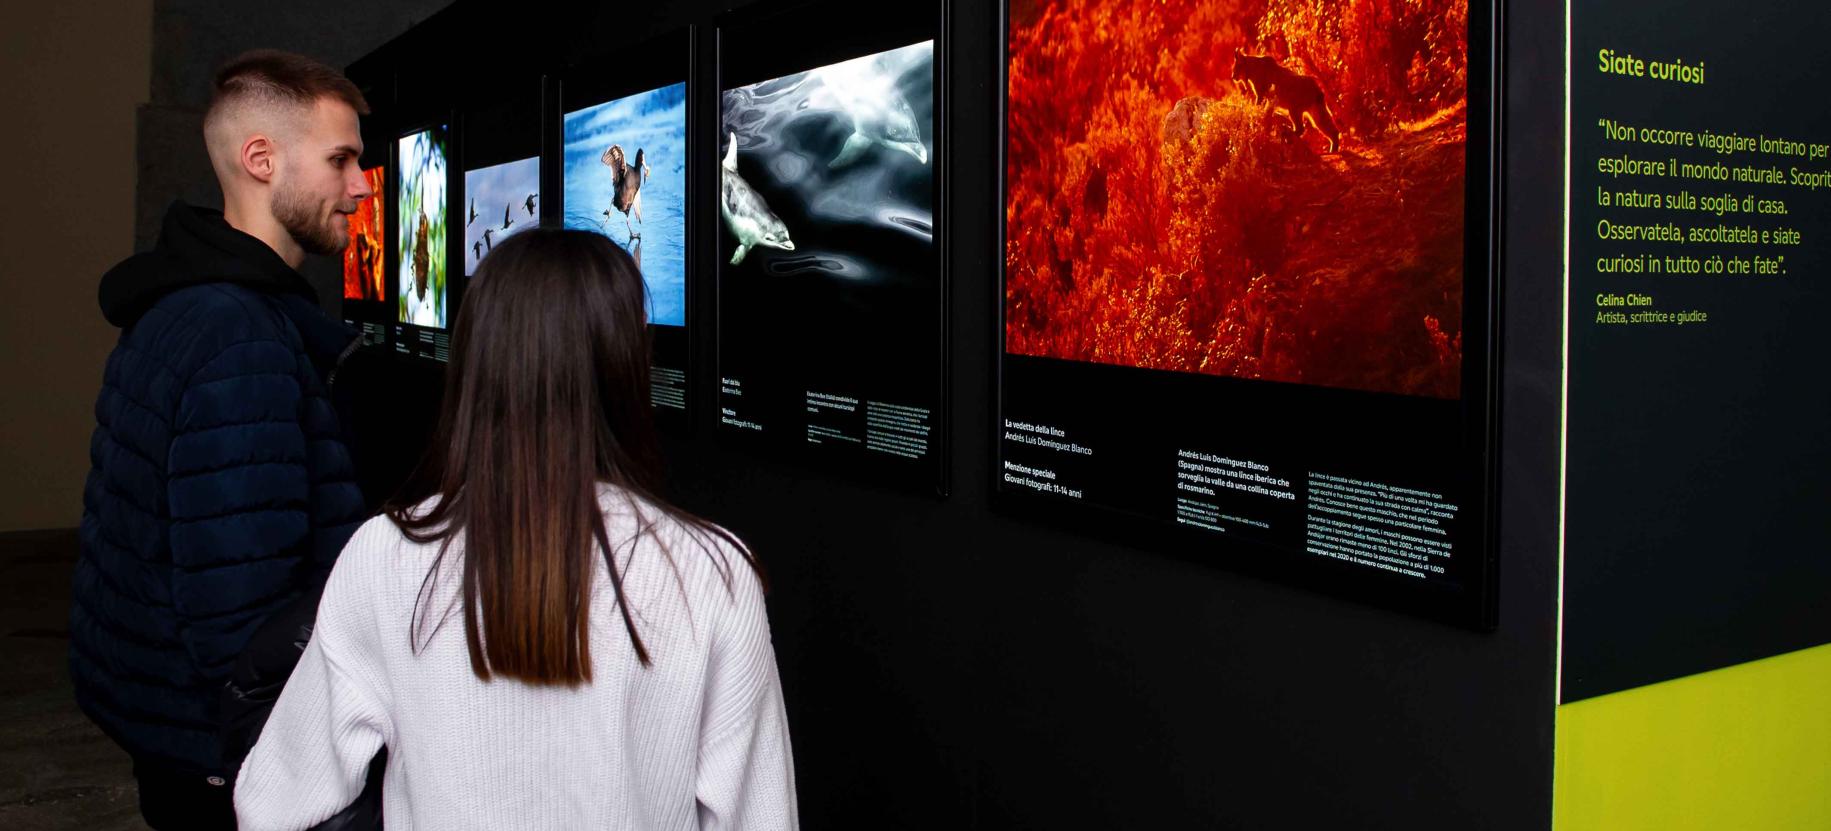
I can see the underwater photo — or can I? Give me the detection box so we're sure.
[714,38,941,471]
[563,82,687,327]
[719,40,934,289]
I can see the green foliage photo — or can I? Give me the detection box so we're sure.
[396,126,449,326]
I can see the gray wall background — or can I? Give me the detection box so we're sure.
[0,2,152,533]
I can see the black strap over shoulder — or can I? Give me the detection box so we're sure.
[221,581,388,830]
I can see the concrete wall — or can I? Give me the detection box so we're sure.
[0,2,153,532]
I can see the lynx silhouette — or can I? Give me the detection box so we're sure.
[1230,49,1341,153]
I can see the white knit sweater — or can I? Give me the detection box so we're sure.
[234,492,798,830]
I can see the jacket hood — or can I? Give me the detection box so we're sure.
[99,202,319,328]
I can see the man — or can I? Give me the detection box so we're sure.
[71,50,375,830]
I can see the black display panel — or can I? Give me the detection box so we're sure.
[463,77,543,280]
[390,119,455,363]
[560,29,693,427]
[716,0,946,494]
[342,164,386,301]
[998,0,1498,625]
[1563,0,1831,701]
[342,108,393,348]
[341,165,388,347]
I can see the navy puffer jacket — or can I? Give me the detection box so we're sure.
[71,202,369,776]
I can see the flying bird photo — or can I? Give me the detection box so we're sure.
[462,155,539,277]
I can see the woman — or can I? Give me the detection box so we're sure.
[235,229,797,830]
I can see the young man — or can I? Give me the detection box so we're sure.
[71,50,376,830]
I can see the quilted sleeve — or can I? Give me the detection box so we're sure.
[167,338,314,679]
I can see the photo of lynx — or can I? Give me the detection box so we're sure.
[1007,0,1469,399]
[1230,48,1342,153]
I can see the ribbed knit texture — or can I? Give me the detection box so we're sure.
[234,489,797,830]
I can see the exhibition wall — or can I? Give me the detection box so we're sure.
[26,0,1809,825]
[4,0,1793,822]
[348,1,1563,827]
[1556,0,1831,826]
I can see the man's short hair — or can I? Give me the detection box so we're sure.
[204,49,370,139]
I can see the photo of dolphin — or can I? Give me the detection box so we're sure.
[718,38,933,277]
[808,52,930,168]
[462,154,539,277]
[715,35,939,457]
[721,131,794,265]
[562,82,687,327]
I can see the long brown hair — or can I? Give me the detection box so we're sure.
[387,227,755,685]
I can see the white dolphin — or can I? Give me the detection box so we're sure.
[809,50,929,168]
[720,132,794,265]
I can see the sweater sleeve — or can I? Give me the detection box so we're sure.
[167,337,314,677]
[233,555,390,831]
[695,556,799,831]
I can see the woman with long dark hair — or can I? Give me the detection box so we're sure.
[234,229,797,830]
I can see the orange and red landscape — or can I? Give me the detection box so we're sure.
[343,166,386,302]
[1006,0,1468,398]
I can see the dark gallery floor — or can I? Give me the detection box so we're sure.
[0,529,146,830]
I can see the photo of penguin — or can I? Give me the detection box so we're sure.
[396,126,448,329]
[463,155,539,277]
[562,82,687,328]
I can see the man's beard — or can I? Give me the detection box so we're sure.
[272,183,348,257]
